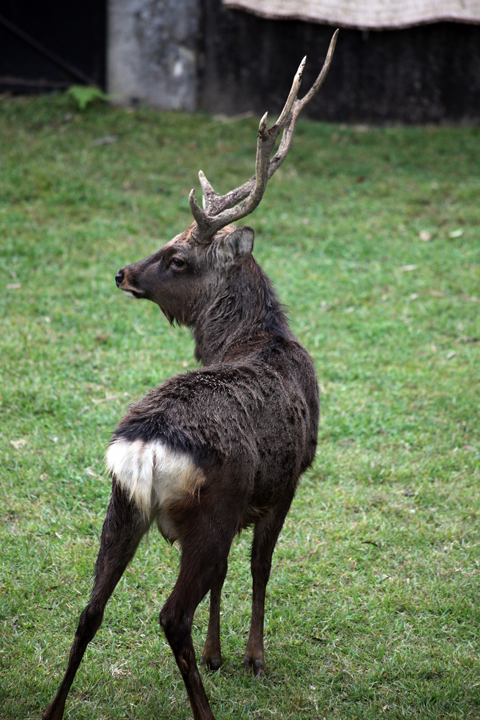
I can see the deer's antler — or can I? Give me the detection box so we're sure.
[189,29,339,244]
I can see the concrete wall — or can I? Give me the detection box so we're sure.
[200,0,480,123]
[108,0,200,110]
[107,0,480,122]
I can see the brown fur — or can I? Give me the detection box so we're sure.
[42,37,340,716]
[43,222,319,720]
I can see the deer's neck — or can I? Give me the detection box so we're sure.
[192,258,293,366]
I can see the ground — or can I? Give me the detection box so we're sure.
[0,95,479,718]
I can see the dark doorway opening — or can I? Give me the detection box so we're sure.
[0,1,107,93]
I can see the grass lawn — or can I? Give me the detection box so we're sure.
[0,94,479,720]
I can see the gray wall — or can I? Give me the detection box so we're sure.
[108,0,480,122]
[108,0,199,110]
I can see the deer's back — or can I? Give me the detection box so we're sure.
[107,337,319,535]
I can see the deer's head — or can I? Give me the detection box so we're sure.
[115,223,255,324]
[115,31,339,325]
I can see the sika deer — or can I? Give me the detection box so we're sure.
[42,31,338,720]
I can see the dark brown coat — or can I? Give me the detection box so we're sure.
[43,33,338,720]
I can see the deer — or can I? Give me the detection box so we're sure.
[42,30,338,720]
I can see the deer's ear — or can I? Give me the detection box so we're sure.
[216,226,254,271]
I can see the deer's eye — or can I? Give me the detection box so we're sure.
[170,257,186,269]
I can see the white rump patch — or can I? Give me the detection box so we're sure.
[105,438,205,519]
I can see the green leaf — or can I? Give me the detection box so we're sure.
[66,86,112,111]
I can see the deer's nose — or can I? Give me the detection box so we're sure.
[115,269,124,287]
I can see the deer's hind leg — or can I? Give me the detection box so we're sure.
[160,496,241,720]
[42,482,149,720]
[244,494,295,675]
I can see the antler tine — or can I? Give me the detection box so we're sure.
[189,30,339,243]
[188,188,206,229]
[268,29,339,178]
[273,56,306,130]
[296,28,338,113]
[198,170,219,212]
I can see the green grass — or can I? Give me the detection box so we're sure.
[0,94,479,720]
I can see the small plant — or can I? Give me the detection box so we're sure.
[66,85,112,111]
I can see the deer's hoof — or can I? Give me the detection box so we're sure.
[42,701,65,720]
[243,655,265,676]
[201,654,223,671]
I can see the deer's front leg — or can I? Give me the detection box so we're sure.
[42,484,148,720]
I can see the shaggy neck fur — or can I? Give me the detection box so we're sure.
[192,256,293,366]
